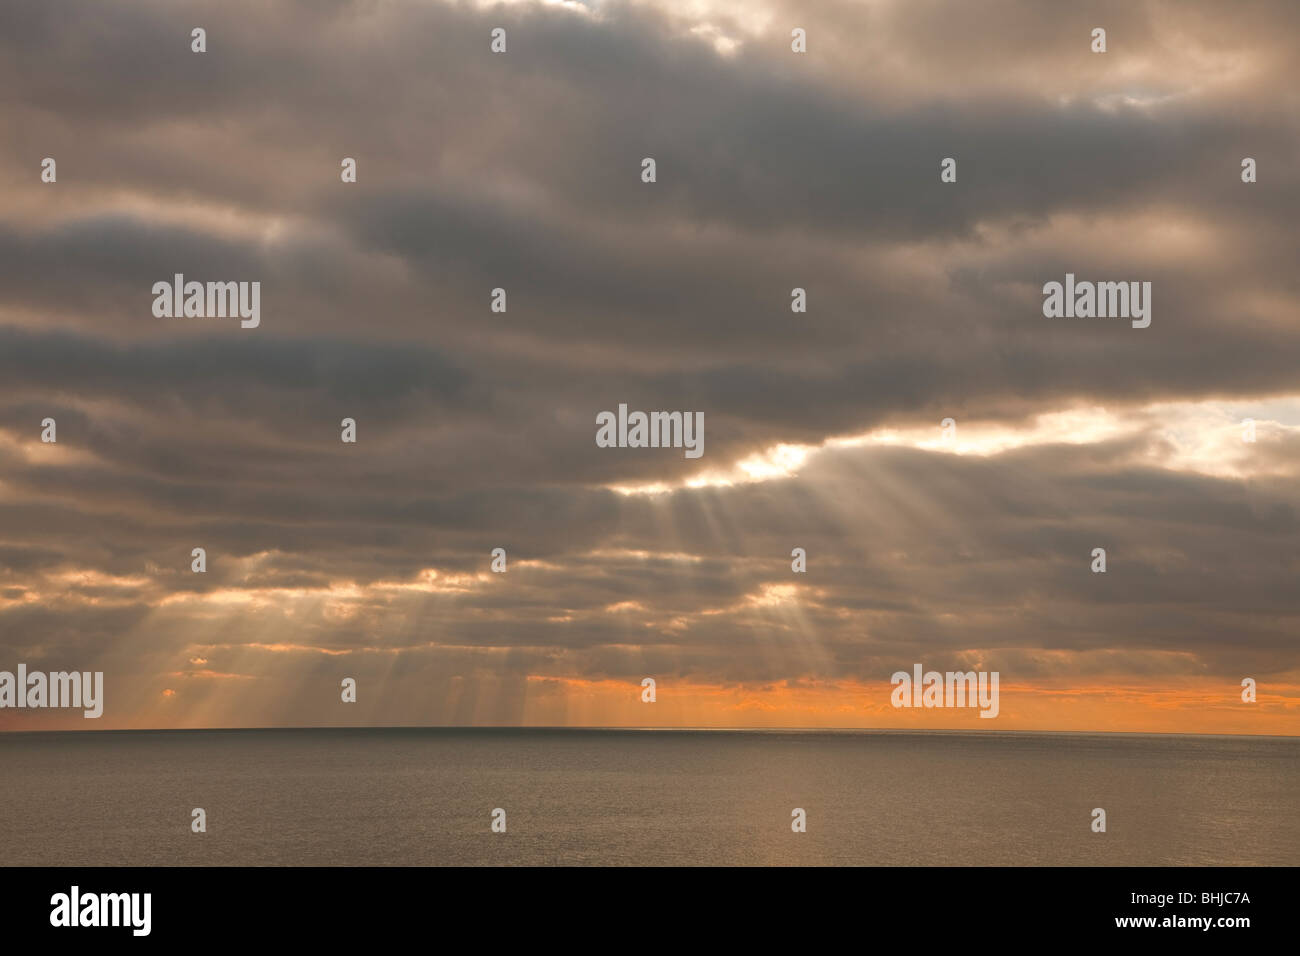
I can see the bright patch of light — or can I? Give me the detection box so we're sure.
[604,396,1300,497]
[689,23,741,56]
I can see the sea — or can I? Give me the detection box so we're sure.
[1,728,1296,866]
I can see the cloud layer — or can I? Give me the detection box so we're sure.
[1,0,1297,730]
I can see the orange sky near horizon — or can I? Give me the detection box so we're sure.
[4,672,1298,735]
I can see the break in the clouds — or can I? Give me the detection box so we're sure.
[0,0,1297,731]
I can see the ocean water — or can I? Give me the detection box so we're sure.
[1,728,1296,866]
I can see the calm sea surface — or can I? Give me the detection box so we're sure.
[1,728,1296,866]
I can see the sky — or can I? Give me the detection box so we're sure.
[0,0,1297,732]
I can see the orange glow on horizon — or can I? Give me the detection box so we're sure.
[8,673,1294,735]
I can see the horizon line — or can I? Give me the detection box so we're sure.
[1,724,1297,740]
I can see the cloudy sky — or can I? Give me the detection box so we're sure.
[1,0,1297,732]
